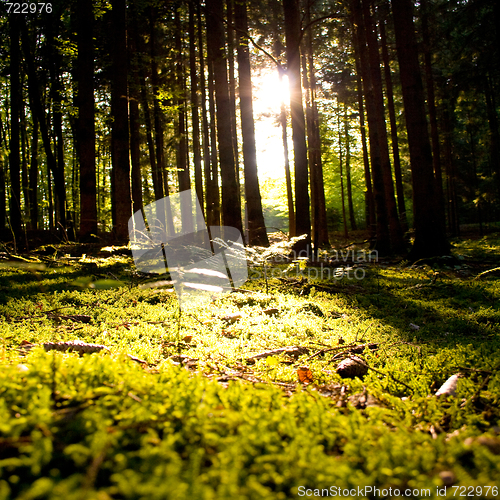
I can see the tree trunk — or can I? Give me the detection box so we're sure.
[150,8,165,201]
[189,1,204,214]
[110,0,132,241]
[283,0,311,254]
[391,0,449,258]
[338,111,348,239]
[128,8,143,216]
[361,0,403,252]
[235,0,269,246]
[421,0,445,228]
[344,103,357,231]
[279,68,295,236]
[303,3,329,250]
[351,0,390,254]
[9,15,23,246]
[353,36,375,236]
[378,9,407,230]
[206,0,242,234]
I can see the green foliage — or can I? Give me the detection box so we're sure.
[0,238,500,498]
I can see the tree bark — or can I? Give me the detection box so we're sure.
[283,0,311,254]
[206,0,242,234]
[235,0,269,246]
[110,0,132,241]
[189,1,204,214]
[361,0,403,252]
[391,0,449,258]
[378,9,407,229]
[9,15,23,246]
[351,0,390,254]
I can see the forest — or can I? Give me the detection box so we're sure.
[0,0,498,257]
[1,0,500,498]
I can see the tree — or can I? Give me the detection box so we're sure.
[9,15,22,246]
[391,0,449,259]
[235,0,269,246]
[283,0,311,253]
[206,0,243,235]
[76,0,98,239]
[110,0,132,241]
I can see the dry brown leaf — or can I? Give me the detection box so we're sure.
[297,366,314,384]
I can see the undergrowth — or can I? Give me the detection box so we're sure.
[0,235,499,499]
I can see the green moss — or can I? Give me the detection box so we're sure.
[0,239,499,498]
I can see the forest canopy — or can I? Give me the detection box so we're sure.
[0,0,499,259]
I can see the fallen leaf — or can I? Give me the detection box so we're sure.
[266,356,279,366]
[183,335,193,343]
[297,366,314,384]
[263,308,279,316]
[222,312,242,323]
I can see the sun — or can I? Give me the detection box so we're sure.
[251,67,292,180]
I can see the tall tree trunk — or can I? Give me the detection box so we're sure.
[303,3,329,250]
[283,0,311,253]
[0,114,6,230]
[110,0,132,241]
[205,16,221,228]
[351,0,390,254]
[378,9,407,229]
[235,0,269,246]
[484,74,500,199]
[128,7,143,216]
[226,0,239,192]
[21,19,64,232]
[391,0,449,258]
[189,1,204,214]
[279,68,295,236]
[338,111,348,239]
[150,8,165,201]
[29,113,38,230]
[353,37,375,236]
[421,0,445,228]
[197,2,215,222]
[361,0,403,252]
[344,103,357,231]
[9,15,23,246]
[206,0,242,234]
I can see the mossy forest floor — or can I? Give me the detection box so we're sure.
[0,233,499,499]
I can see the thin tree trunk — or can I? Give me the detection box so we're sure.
[150,8,165,201]
[189,1,204,214]
[303,4,329,251]
[110,0,132,241]
[9,15,22,246]
[391,0,449,258]
[353,37,375,236]
[361,0,403,252]
[338,111,348,239]
[344,103,357,231]
[226,0,239,191]
[421,0,445,228]
[128,7,143,216]
[378,10,407,229]
[206,0,242,234]
[283,0,311,254]
[235,0,269,246]
[0,114,6,229]
[351,0,390,254]
[279,68,295,236]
